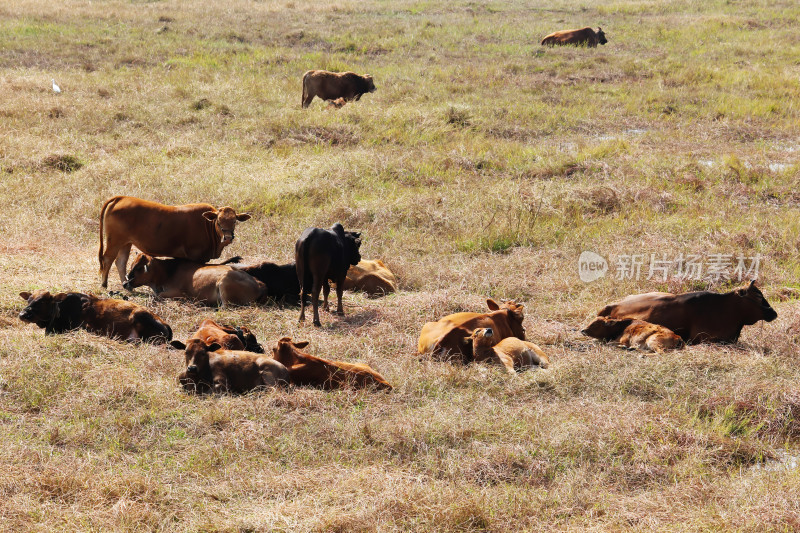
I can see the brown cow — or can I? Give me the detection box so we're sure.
[170,319,264,353]
[272,337,392,390]
[581,317,684,353]
[19,290,172,343]
[470,328,549,374]
[596,281,778,344]
[123,254,265,307]
[98,196,251,287]
[301,70,376,108]
[541,27,607,47]
[418,299,526,363]
[342,259,397,296]
[177,338,289,394]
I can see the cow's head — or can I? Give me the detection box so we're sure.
[470,327,497,350]
[203,207,251,244]
[235,326,264,354]
[19,290,58,327]
[183,338,220,374]
[581,316,632,340]
[123,254,156,290]
[597,28,607,45]
[272,337,311,367]
[487,298,526,339]
[734,280,778,324]
[363,74,376,93]
[332,223,362,267]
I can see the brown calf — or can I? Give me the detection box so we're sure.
[470,328,549,374]
[582,316,684,353]
[342,259,398,296]
[170,319,264,353]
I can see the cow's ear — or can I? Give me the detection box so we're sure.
[293,340,310,349]
[202,211,218,222]
[207,342,221,352]
[19,291,31,300]
[486,298,500,310]
[170,340,186,350]
[749,279,757,289]
[236,213,251,222]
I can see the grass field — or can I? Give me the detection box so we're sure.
[2,0,800,530]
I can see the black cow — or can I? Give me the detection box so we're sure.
[295,223,362,327]
[228,260,301,304]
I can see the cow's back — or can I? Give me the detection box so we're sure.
[600,292,701,341]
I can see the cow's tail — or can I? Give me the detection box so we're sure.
[301,71,311,108]
[98,196,121,273]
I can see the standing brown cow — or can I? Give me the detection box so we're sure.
[98,196,251,288]
[301,70,376,108]
[541,27,607,47]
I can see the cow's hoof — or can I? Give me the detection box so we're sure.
[313,320,322,327]
[336,311,345,316]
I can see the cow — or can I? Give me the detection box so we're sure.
[328,97,347,109]
[177,338,289,394]
[295,223,362,327]
[301,70,376,109]
[595,281,778,344]
[342,259,398,297]
[418,299,526,363]
[170,319,264,353]
[227,259,301,304]
[541,27,607,48]
[581,317,684,353]
[98,195,251,288]
[470,328,549,374]
[18,290,171,343]
[122,254,266,307]
[271,337,392,390]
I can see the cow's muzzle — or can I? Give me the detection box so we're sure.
[18,310,33,322]
[122,279,134,291]
[764,308,778,322]
[187,365,198,373]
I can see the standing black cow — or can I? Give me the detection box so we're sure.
[295,223,362,327]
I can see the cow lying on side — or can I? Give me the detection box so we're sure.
[229,259,301,304]
[123,254,265,307]
[596,281,777,343]
[470,328,549,374]
[301,70,376,108]
[342,259,398,297]
[19,290,171,343]
[272,337,392,390]
[170,319,264,353]
[418,299,526,363]
[541,27,607,47]
[581,317,683,353]
[177,339,289,394]
[99,195,251,288]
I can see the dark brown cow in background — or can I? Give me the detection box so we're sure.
[302,70,376,108]
[295,223,362,327]
[541,27,607,47]
[99,195,251,287]
[596,281,777,344]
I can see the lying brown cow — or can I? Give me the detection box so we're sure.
[342,259,397,296]
[272,337,392,390]
[418,299,526,363]
[541,27,607,47]
[99,195,251,287]
[596,281,778,343]
[177,339,289,394]
[19,290,171,343]
[123,254,265,307]
[470,328,549,374]
[582,317,684,353]
[171,319,264,353]
[301,70,376,108]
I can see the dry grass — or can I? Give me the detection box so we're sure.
[2,0,800,530]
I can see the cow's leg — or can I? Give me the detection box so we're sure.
[302,93,314,108]
[115,243,132,286]
[322,280,330,312]
[100,240,124,288]
[311,275,323,327]
[297,261,306,322]
[335,277,345,316]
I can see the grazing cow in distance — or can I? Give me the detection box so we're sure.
[227,259,301,304]
[302,70,376,108]
[98,195,251,287]
[470,328,549,374]
[541,27,607,47]
[123,254,266,307]
[18,290,171,343]
[418,299,526,363]
[581,317,684,353]
[295,223,362,327]
[342,259,398,297]
[170,319,264,353]
[596,280,778,343]
[177,339,289,394]
[272,337,392,390]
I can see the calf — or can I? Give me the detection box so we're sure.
[342,259,397,297]
[418,299,526,363]
[541,27,607,47]
[18,290,171,343]
[302,70,376,108]
[177,339,289,394]
[123,254,265,307]
[295,223,362,327]
[229,259,301,304]
[170,319,264,353]
[596,280,777,343]
[99,195,250,288]
[272,337,392,390]
[470,328,549,374]
[582,317,684,353]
